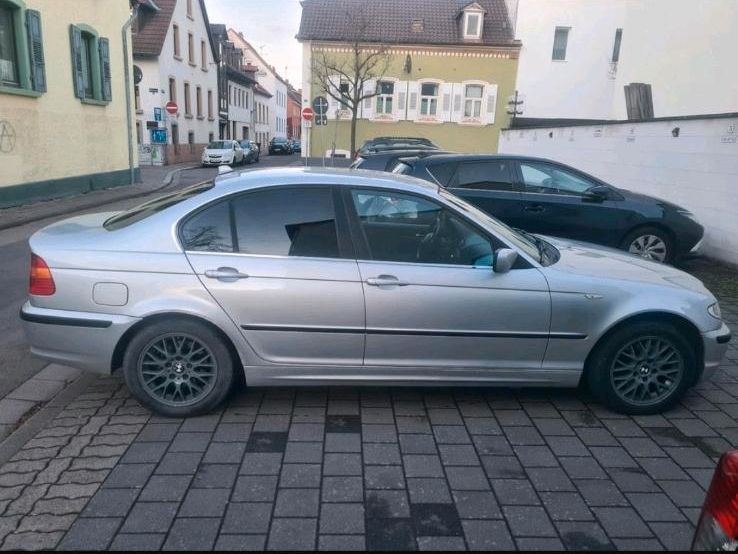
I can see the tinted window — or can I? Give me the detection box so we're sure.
[351,189,496,266]
[425,162,457,186]
[181,201,233,252]
[105,182,214,231]
[456,161,514,191]
[520,161,597,196]
[232,188,340,258]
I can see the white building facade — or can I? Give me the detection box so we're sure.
[133,0,219,164]
[228,29,289,142]
[511,0,738,121]
[226,69,254,140]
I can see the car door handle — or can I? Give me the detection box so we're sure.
[204,267,249,280]
[366,275,409,287]
[524,205,545,213]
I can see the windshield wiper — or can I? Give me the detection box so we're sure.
[513,227,546,262]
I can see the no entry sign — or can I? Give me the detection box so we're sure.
[165,101,178,115]
[302,107,314,121]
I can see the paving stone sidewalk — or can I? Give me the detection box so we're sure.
[0,261,734,551]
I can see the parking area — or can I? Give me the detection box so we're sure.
[0,259,735,551]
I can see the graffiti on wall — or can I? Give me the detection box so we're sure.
[0,121,16,153]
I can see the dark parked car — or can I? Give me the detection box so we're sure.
[395,154,703,263]
[291,139,302,153]
[269,137,293,155]
[356,136,439,157]
[238,140,260,164]
[350,149,453,171]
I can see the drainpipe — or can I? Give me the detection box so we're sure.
[122,5,139,186]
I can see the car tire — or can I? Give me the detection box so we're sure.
[122,319,236,417]
[620,226,674,264]
[587,321,695,415]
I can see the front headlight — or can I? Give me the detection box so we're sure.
[708,302,722,320]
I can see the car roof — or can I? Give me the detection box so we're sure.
[413,153,563,165]
[213,167,439,195]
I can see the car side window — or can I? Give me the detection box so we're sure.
[455,161,515,191]
[426,163,456,186]
[231,188,340,258]
[351,189,498,267]
[181,200,234,252]
[520,161,597,196]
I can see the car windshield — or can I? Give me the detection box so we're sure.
[439,189,553,264]
[103,182,215,231]
[207,141,230,149]
[272,138,288,144]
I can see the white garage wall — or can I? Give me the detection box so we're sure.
[499,115,738,265]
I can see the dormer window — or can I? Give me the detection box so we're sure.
[461,4,484,40]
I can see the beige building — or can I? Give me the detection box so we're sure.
[298,0,521,157]
[0,0,137,208]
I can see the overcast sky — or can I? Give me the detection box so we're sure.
[204,0,304,88]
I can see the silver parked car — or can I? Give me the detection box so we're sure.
[21,168,730,417]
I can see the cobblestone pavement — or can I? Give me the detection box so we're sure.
[0,261,735,551]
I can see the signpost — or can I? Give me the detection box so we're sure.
[150,128,168,144]
[165,101,178,115]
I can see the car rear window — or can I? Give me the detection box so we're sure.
[103,182,214,231]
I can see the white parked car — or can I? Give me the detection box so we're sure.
[202,140,244,167]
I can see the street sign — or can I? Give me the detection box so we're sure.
[154,107,162,122]
[150,128,168,144]
[312,96,329,126]
[165,101,178,115]
[302,107,314,121]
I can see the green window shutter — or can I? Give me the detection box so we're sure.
[69,25,84,99]
[25,10,46,92]
[98,37,111,101]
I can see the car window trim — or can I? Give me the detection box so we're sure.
[342,185,532,269]
[177,184,355,261]
[452,159,520,193]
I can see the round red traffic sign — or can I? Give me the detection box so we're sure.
[302,107,314,121]
[165,101,178,115]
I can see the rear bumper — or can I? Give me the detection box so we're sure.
[20,302,139,375]
[700,322,731,381]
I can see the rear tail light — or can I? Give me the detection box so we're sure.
[692,450,738,550]
[29,254,56,296]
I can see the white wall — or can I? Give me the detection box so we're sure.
[514,0,738,120]
[135,0,218,146]
[499,116,738,265]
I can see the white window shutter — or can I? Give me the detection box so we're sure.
[407,81,419,122]
[485,84,498,125]
[363,79,375,120]
[395,81,407,120]
[452,92,463,123]
[441,83,454,121]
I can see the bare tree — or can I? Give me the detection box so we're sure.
[311,6,391,156]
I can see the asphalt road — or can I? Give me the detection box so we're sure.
[0,153,300,398]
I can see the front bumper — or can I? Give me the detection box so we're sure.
[20,302,139,375]
[701,321,731,381]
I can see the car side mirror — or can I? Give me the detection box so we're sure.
[493,248,518,274]
[583,185,609,202]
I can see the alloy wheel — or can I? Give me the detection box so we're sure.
[628,234,667,262]
[137,333,218,407]
[609,336,684,407]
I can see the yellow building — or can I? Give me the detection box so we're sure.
[297,0,521,157]
[0,0,137,208]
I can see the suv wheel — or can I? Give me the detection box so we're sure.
[587,321,695,415]
[123,319,235,417]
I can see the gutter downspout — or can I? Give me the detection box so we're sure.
[122,5,140,186]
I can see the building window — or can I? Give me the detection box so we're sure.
[612,28,623,63]
[188,131,194,144]
[0,4,19,86]
[186,0,193,18]
[339,81,349,109]
[70,24,111,103]
[0,3,46,95]
[420,83,438,116]
[464,84,483,118]
[209,132,214,142]
[196,85,202,117]
[172,24,180,58]
[172,123,179,144]
[184,82,191,115]
[376,81,394,114]
[134,84,140,111]
[464,11,482,39]
[244,91,248,109]
[552,27,569,61]
[135,121,141,144]
[201,39,206,70]
[207,89,213,119]
[188,32,194,64]
[168,77,176,102]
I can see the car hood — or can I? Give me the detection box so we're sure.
[542,236,709,294]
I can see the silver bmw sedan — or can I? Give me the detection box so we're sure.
[21,168,730,417]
